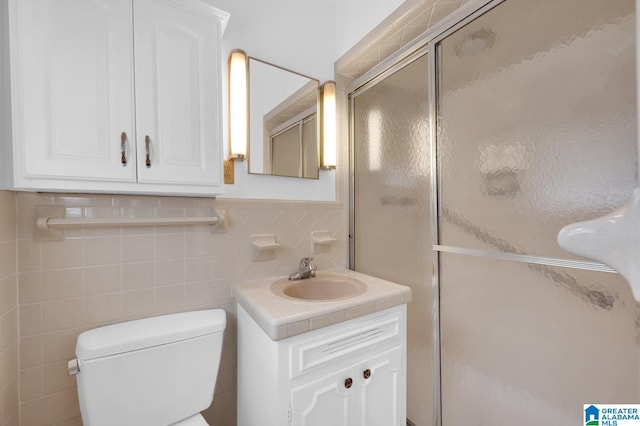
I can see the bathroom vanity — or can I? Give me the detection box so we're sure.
[234,269,411,426]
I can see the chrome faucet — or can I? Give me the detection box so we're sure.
[289,257,317,280]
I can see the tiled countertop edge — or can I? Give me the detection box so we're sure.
[233,268,411,340]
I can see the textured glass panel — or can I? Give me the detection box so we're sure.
[440,253,639,425]
[353,54,432,425]
[437,0,637,259]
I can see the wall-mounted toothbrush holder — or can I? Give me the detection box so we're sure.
[251,234,281,251]
[311,230,337,254]
[250,234,280,261]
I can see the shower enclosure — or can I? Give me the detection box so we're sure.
[349,0,638,424]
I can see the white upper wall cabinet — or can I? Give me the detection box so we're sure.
[1,0,229,195]
[133,0,225,187]
[16,0,136,183]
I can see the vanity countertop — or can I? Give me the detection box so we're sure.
[232,268,412,341]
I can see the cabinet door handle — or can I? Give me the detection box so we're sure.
[145,135,151,168]
[120,132,128,166]
[363,369,371,379]
[344,378,353,389]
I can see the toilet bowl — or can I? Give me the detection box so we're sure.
[70,310,226,426]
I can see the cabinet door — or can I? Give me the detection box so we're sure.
[133,0,224,187]
[356,346,404,426]
[290,367,354,426]
[12,0,136,182]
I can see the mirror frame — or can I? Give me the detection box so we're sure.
[247,56,321,179]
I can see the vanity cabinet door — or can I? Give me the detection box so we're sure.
[132,0,224,187]
[290,346,404,426]
[290,366,354,426]
[356,346,403,426]
[12,0,136,183]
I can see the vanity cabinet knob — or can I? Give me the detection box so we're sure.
[363,369,371,379]
[344,378,353,389]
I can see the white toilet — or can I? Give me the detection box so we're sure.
[69,309,226,426]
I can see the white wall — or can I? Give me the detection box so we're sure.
[214,0,336,81]
[208,0,407,201]
[1,0,13,188]
[209,0,337,200]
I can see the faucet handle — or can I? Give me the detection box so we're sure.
[289,257,316,280]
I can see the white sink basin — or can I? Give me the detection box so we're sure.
[270,274,367,301]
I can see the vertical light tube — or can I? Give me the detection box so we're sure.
[229,50,247,160]
[320,81,337,169]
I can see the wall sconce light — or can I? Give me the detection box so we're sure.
[228,49,248,161]
[320,81,337,170]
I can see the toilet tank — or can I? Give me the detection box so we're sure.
[74,310,226,426]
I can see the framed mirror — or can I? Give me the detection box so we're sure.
[248,57,320,179]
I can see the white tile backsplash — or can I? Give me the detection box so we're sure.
[0,191,18,425]
[13,191,347,424]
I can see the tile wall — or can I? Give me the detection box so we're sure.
[0,191,18,426]
[336,0,472,82]
[15,192,347,425]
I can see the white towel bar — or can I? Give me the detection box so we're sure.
[36,215,222,230]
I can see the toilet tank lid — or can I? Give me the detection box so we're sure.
[76,309,226,361]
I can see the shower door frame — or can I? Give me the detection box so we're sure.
[348,3,507,424]
[346,0,622,424]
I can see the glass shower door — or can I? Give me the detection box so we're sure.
[436,0,638,424]
[352,0,637,424]
[351,52,433,425]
